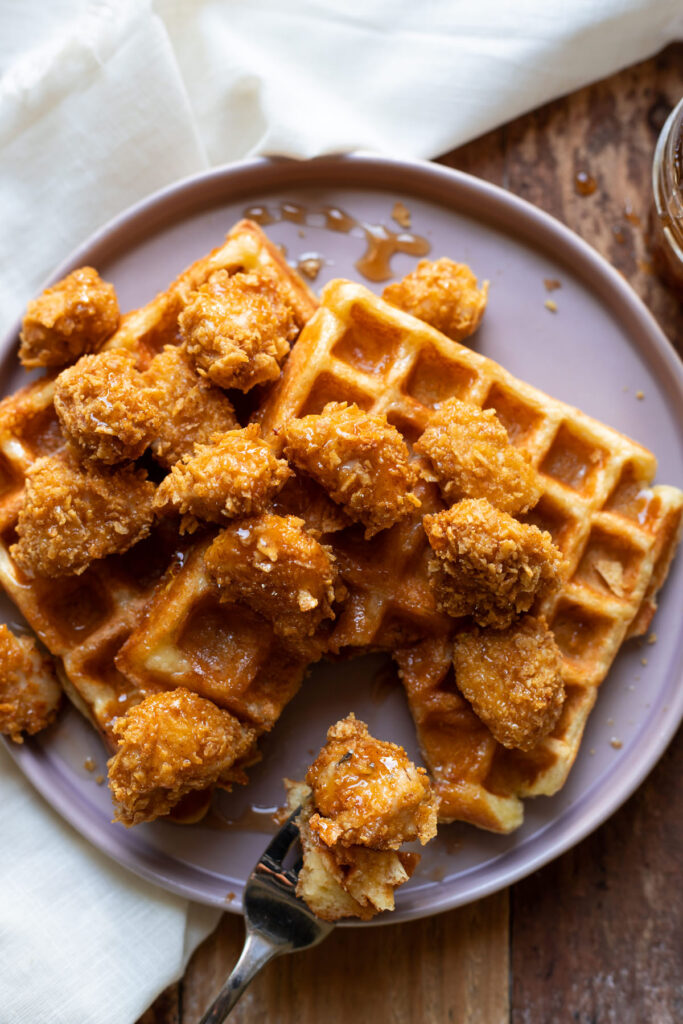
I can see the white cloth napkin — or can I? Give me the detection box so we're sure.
[0,2,680,1022]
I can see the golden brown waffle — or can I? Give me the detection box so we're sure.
[260,280,683,832]
[103,218,318,367]
[115,538,309,735]
[0,221,318,742]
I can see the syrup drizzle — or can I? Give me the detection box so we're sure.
[242,201,431,282]
[574,171,598,197]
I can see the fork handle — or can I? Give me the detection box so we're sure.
[198,928,281,1023]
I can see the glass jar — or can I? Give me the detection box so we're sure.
[651,95,683,293]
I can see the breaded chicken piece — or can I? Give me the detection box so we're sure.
[142,345,238,468]
[204,513,343,651]
[0,625,61,743]
[285,780,419,922]
[154,424,291,532]
[11,450,156,578]
[19,267,119,368]
[270,473,350,537]
[54,351,161,464]
[179,269,298,391]
[306,714,438,850]
[423,498,564,629]
[453,616,565,751]
[282,402,420,538]
[382,258,488,342]
[107,688,257,826]
[414,398,541,514]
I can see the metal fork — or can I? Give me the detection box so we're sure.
[198,810,334,1022]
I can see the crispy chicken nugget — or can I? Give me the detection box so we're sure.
[54,351,161,464]
[306,714,438,850]
[11,450,156,578]
[415,398,541,514]
[453,616,565,751]
[154,424,292,531]
[282,401,420,538]
[142,345,238,468]
[204,513,343,652]
[382,258,488,342]
[423,498,564,629]
[0,625,61,743]
[19,267,119,368]
[285,780,420,922]
[108,688,257,826]
[179,269,298,391]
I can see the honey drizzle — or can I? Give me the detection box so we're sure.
[242,201,431,282]
[574,171,598,197]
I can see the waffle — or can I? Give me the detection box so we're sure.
[259,280,683,832]
[0,221,317,743]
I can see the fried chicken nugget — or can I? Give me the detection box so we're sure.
[382,258,488,342]
[19,267,119,368]
[453,615,565,751]
[54,351,161,464]
[107,688,258,826]
[154,424,291,531]
[414,398,541,514]
[306,714,438,850]
[11,450,156,578]
[285,780,420,922]
[204,513,343,651]
[282,401,420,538]
[0,625,61,743]
[142,345,238,468]
[423,498,564,629]
[179,269,298,391]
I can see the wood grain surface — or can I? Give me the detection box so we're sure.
[139,44,683,1024]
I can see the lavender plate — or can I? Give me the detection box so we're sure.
[3,155,682,923]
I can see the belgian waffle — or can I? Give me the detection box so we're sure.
[259,280,683,832]
[0,221,317,743]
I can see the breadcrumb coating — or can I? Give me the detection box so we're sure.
[423,498,564,629]
[286,780,419,922]
[143,346,238,468]
[54,351,161,464]
[306,714,438,850]
[179,269,298,391]
[107,688,257,826]
[0,625,61,743]
[11,450,156,578]
[453,616,565,751]
[19,267,119,368]
[204,513,343,652]
[154,424,292,531]
[382,258,488,342]
[415,398,541,514]
[282,401,420,538]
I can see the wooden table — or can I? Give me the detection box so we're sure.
[140,45,683,1024]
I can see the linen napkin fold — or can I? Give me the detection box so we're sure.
[0,2,681,1022]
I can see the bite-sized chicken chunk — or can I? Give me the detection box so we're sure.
[11,450,155,578]
[270,474,350,538]
[142,345,238,468]
[179,269,298,391]
[414,398,541,515]
[453,616,565,751]
[154,424,291,532]
[423,498,564,629]
[282,402,420,538]
[19,267,119,368]
[306,714,438,850]
[0,625,61,743]
[204,513,343,652]
[285,780,419,923]
[54,351,161,464]
[382,258,488,342]
[107,688,257,826]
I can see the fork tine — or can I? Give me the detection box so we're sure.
[259,808,301,865]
